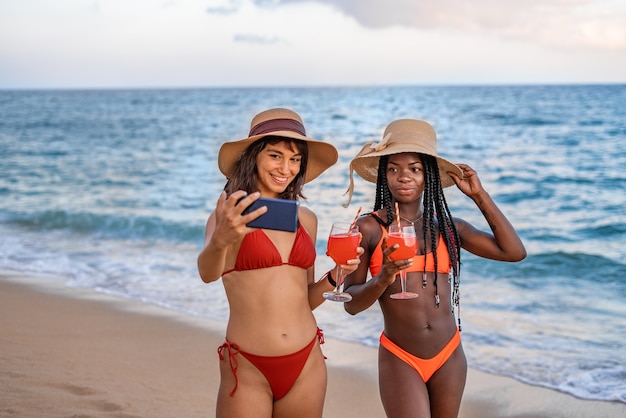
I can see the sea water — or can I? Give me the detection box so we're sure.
[1,85,625,403]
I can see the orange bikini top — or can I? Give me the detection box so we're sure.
[222,225,316,276]
[369,221,451,277]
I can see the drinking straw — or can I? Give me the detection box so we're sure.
[349,206,362,231]
[395,202,401,227]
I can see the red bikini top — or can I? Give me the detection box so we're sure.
[369,222,451,277]
[222,225,316,276]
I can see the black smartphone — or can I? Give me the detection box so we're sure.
[242,197,299,232]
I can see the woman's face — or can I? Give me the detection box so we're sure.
[255,140,303,197]
[386,152,425,202]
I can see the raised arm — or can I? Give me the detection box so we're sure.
[197,191,266,283]
[449,164,526,261]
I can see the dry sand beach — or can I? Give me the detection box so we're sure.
[1,272,624,418]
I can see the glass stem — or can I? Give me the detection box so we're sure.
[335,265,343,293]
[400,270,407,294]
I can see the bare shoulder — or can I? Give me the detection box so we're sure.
[298,205,317,222]
[298,205,318,236]
[356,213,380,232]
[356,213,384,249]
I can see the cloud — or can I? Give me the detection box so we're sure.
[233,34,285,44]
[206,7,238,14]
[207,0,244,14]
[250,0,626,50]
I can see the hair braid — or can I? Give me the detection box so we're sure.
[422,160,434,289]
[374,156,395,225]
[422,156,440,305]
[420,154,463,329]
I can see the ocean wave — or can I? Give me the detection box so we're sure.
[577,222,626,238]
[1,209,204,243]
[522,252,624,282]
[463,252,625,285]
[474,361,626,403]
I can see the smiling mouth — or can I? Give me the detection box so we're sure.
[271,174,289,184]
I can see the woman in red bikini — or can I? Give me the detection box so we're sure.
[197,108,362,418]
[342,118,526,417]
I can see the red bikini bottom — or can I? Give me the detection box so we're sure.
[218,328,325,400]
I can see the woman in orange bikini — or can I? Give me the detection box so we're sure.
[197,108,362,418]
[342,119,526,417]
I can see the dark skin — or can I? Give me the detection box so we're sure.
[344,153,526,418]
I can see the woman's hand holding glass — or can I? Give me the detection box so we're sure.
[324,222,362,302]
[387,224,419,299]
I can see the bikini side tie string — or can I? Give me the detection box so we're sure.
[316,327,327,359]
[217,340,240,396]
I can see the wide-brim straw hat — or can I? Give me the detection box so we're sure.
[344,118,462,206]
[218,108,338,184]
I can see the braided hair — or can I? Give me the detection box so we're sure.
[373,154,463,330]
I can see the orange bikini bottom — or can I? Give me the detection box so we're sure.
[379,328,460,382]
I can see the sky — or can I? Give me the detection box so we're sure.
[1,0,625,89]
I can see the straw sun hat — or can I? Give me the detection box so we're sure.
[344,118,462,206]
[218,108,338,184]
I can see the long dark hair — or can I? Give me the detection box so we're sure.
[374,154,463,329]
[224,136,308,200]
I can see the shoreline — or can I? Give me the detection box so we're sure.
[1,272,624,417]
